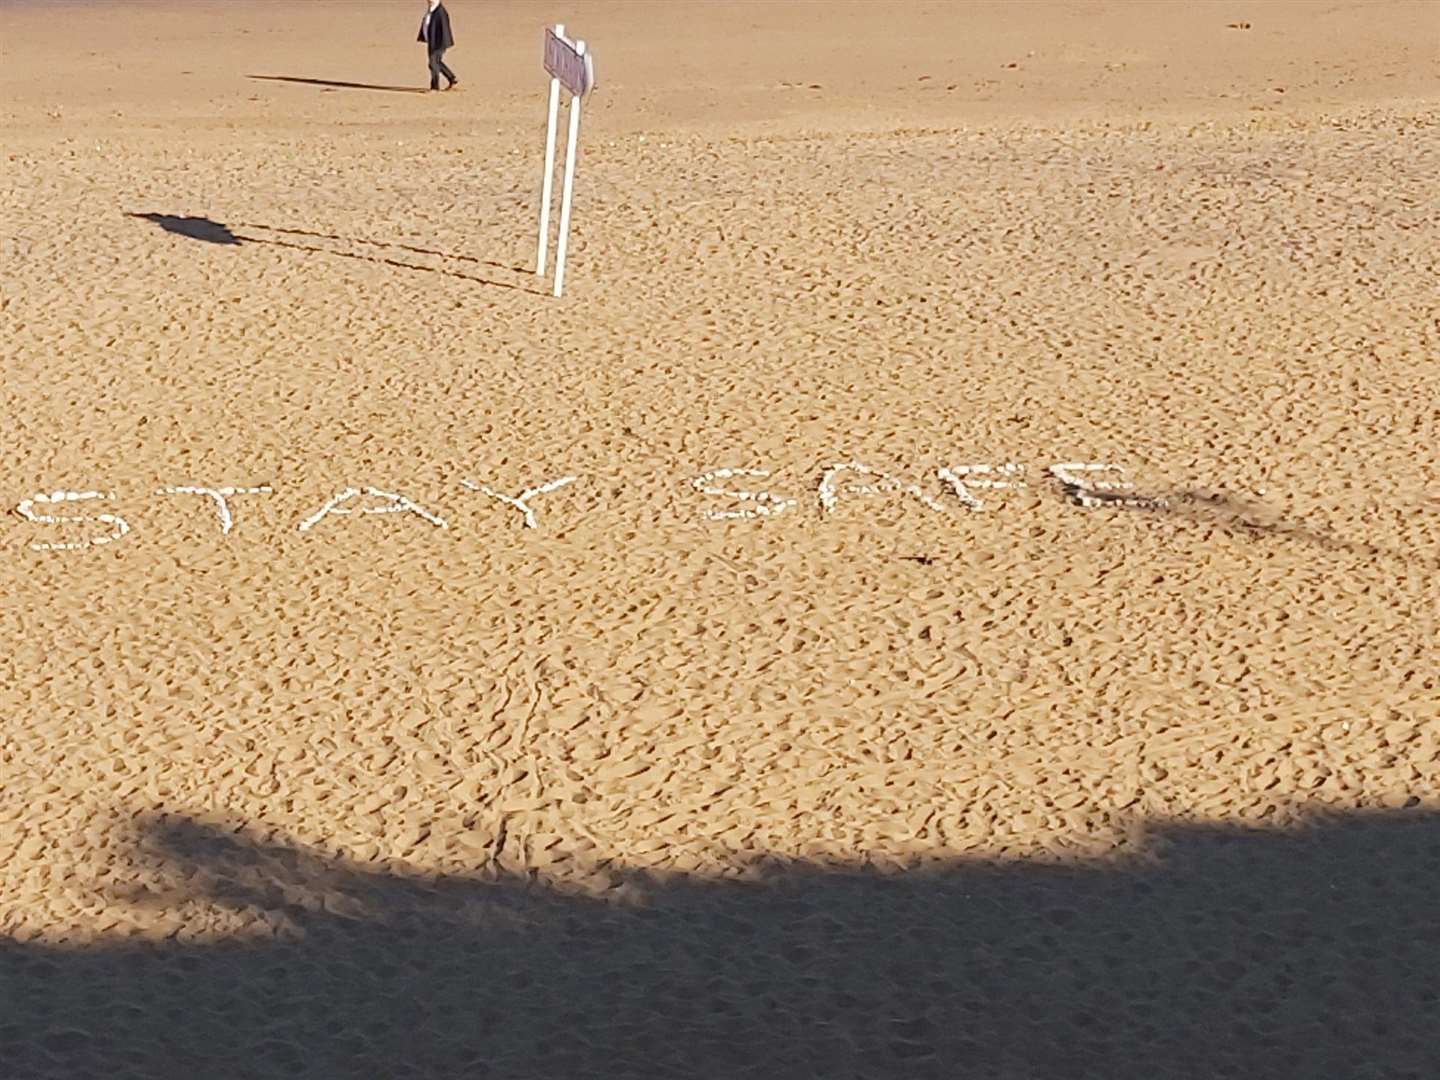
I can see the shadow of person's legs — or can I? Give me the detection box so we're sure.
[248,75,425,94]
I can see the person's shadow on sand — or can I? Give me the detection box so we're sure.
[3,807,1439,1078]
[248,74,426,95]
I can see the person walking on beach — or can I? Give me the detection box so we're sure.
[418,0,458,92]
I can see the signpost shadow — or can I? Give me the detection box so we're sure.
[128,212,544,295]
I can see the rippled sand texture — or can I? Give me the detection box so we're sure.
[2,1,1439,1076]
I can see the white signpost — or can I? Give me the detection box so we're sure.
[535,24,596,298]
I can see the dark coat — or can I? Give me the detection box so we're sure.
[417,5,455,52]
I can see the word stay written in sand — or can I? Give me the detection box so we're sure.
[10,462,1163,552]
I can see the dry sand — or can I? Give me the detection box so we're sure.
[2,1,1439,1075]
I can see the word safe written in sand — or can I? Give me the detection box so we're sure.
[9,462,1163,552]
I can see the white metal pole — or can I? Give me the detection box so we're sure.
[551,52,584,299]
[535,24,564,277]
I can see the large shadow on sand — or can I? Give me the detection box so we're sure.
[3,808,1438,1078]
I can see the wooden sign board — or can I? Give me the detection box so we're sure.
[544,27,594,98]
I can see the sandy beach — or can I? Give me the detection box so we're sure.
[2,1,1439,1075]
